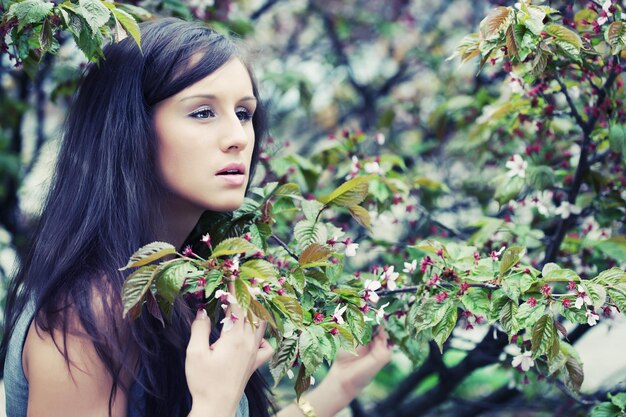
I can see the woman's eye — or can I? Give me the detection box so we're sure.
[236,107,253,122]
[189,107,215,119]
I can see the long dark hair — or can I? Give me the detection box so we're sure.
[1,18,272,417]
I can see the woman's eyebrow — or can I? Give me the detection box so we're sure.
[180,94,257,102]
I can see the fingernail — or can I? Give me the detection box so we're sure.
[196,309,207,320]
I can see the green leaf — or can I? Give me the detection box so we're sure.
[499,300,520,336]
[299,325,327,375]
[120,241,176,270]
[407,297,448,336]
[605,21,626,55]
[294,219,327,248]
[298,243,332,267]
[335,325,357,353]
[593,268,626,285]
[499,247,524,274]
[479,6,512,40]
[273,296,304,327]
[608,122,626,153]
[294,365,310,401]
[8,0,54,30]
[121,265,158,317]
[155,261,198,306]
[607,285,626,313]
[39,17,53,50]
[432,302,458,352]
[270,335,298,386]
[79,0,111,33]
[516,301,545,328]
[590,403,622,417]
[531,314,558,359]
[461,287,491,317]
[348,205,372,231]
[564,355,584,393]
[542,268,580,282]
[346,305,368,344]
[301,199,325,221]
[249,298,276,329]
[501,273,534,303]
[526,165,555,190]
[239,259,279,285]
[275,183,302,197]
[582,282,607,309]
[544,24,582,49]
[318,175,373,207]
[494,175,524,205]
[203,269,223,298]
[234,278,252,311]
[609,393,626,410]
[210,237,260,258]
[112,8,141,49]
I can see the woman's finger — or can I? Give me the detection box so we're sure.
[188,309,212,352]
[254,338,275,370]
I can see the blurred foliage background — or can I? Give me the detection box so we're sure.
[2,0,626,416]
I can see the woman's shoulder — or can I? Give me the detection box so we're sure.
[22,282,133,417]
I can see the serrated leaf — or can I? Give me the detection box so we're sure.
[501,273,534,303]
[239,259,279,285]
[155,261,198,307]
[273,296,304,327]
[39,17,53,50]
[590,403,622,417]
[454,33,481,63]
[608,123,626,153]
[120,241,176,270]
[275,183,301,197]
[112,8,141,49]
[294,365,311,400]
[122,265,158,317]
[607,286,626,313]
[294,219,327,248]
[8,0,54,30]
[348,205,372,231]
[210,237,260,258]
[346,305,368,344]
[543,268,580,282]
[505,24,518,58]
[79,0,111,33]
[609,393,626,410]
[299,243,332,266]
[204,269,223,298]
[335,325,357,353]
[145,290,164,326]
[500,247,524,274]
[606,21,626,55]
[301,199,325,221]
[270,336,298,386]
[545,24,582,49]
[407,297,448,336]
[526,165,555,189]
[531,314,557,359]
[461,288,491,317]
[299,325,326,375]
[499,300,520,336]
[593,268,626,285]
[583,282,607,309]
[288,270,305,294]
[249,298,276,329]
[480,6,512,39]
[319,175,373,207]
[516,302,545,328]
[234,278,252,311]
[432,302,458,352]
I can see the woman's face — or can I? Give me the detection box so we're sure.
[153,58,257,217]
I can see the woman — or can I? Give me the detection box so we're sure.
[1,18,392,417]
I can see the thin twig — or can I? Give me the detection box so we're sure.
[270,234,299,261]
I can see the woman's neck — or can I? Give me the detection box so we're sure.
[157,195,203,249]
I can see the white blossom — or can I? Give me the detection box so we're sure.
[505,154,528,178]
[345,242,359,257]
[220,313,239,332]
[332,304,347,325]
[381,266,400,291]
[511,351,534,372]
[586,309,600,326]
[555,201,581,219]
[403,260,417,274]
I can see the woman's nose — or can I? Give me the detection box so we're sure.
[219,115,250,152]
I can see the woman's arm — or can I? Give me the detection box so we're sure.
[277,329,393,417]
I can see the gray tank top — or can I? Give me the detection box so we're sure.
[3,300,249,417]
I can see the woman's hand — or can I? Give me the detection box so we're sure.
[325,328,393,402]
[185,288,273,417]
